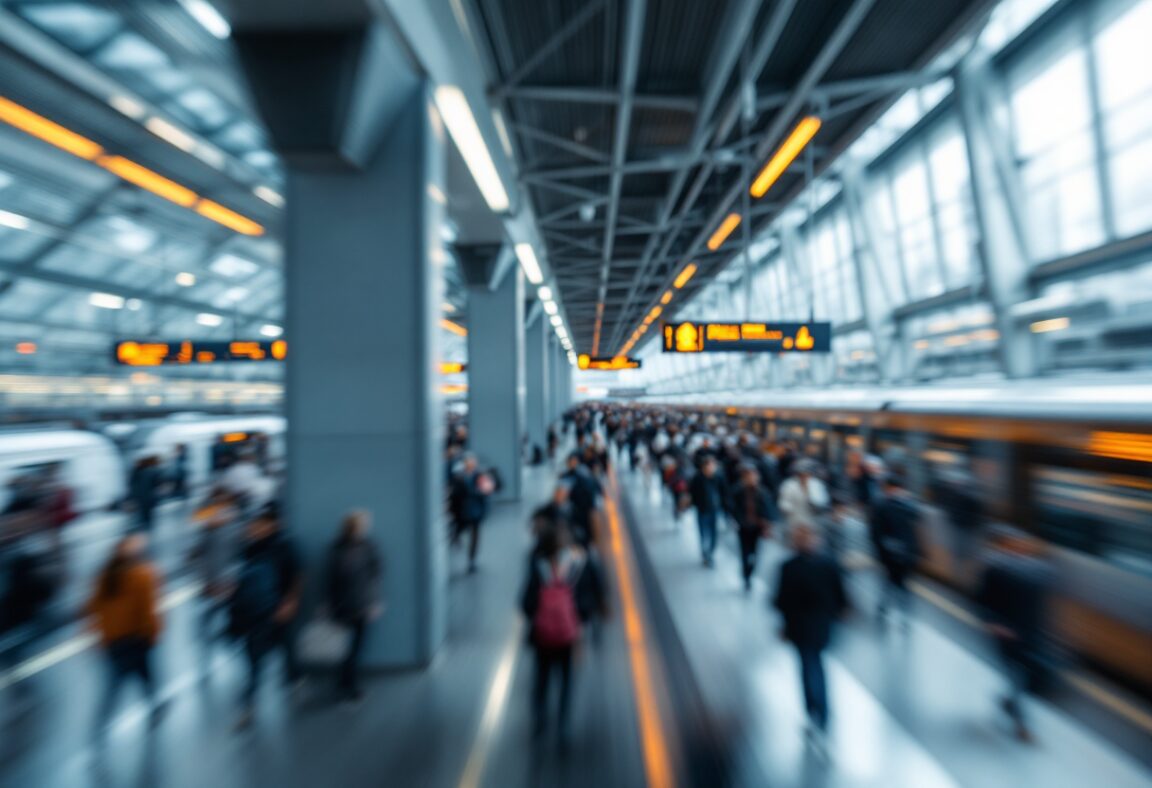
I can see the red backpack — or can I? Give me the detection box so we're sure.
[533,560,581,648]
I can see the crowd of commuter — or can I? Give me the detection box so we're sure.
[570,403,1053,752]
[0,403,1060,758]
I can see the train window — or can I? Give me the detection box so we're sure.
[1032,467,1152,577]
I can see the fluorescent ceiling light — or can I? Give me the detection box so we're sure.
[0,97,103,160]
[145,116,197,153]
[175,272,196,287]
[210,253,259,279]
[515,243,544,285]
[108,94,146,120]
[538,286,553,300]
[707,213,741,251]
[254,185,284,208]
[1031,317,1070,334]
[492,108,514,158]
[196,312,223,327]
[221,286,249,302]
[126,298,142,310]
[543,301,558,315]
[89,292,125,310]
[750,116,822,199]
[442,301,457,314]
[0,209,30,230]
[434,85,510,212]
[260,324,283,338]
[97,155,197,206]
[177,0,231,39]
[196,199,264,236]
[549,314,563,327]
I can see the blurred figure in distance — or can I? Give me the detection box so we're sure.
[689,455,728,568]
[772,523,850,757]
[127,455,164,532]
[728,464,778,592]
[325,510,383,704]
[869,474,923,630]
[229,503,304,731]
[778,458,832,539]
[976,527,1053,743]
[449,454,493,573]
[87,533,163,735]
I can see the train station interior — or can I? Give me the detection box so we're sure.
[0,0,1150,785]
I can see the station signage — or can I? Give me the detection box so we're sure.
[577,354,642,370]
[661,321,832,353]
[113,340,287,366]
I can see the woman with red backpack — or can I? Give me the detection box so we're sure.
[520,518,607,740]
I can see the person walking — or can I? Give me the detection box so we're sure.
[520,521,606,740]
[976,527,1053,743]
[778,459,831,536]
[229,504,304,730]
[728,465,778,591]
[449,454,493,572]
[127,456,163,532]
[868,475,923,629]
[87,534,163,735]
[689,456,728,567]
[773,523,850,756]
[325,510,383,704]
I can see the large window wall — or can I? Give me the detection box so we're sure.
[635,0,1152,396]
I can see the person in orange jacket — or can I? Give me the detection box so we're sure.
[87,533,163,734]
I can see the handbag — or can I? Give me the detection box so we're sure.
[297,616,352,666]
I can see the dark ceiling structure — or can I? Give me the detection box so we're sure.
[468,0,998,356]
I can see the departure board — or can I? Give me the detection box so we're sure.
[661,322,832,353]
[113,340,287,365]
[577,354,642,370]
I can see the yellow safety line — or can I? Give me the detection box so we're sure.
[604,473,675,788]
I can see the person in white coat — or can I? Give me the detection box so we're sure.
[778,459,831,535]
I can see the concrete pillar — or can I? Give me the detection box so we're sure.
[235,23,446,667]
[467,261,525,501]
[525,312,550,460]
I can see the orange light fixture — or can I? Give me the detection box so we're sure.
[0,97,103,160]
[750,116,822,199]
[673,263,697,289]
[660,290,673,305]
[15,341,37,355]
[196,199,265,236]
[707,213,741,251]
[440,361,465,374]
[271,340,288,360]
[441,318,468,337]
[97,156,197,207]
[649,306,663,321]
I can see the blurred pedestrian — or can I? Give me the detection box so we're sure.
[127,456,163,532]
[229,504,304,730]
[689,456,727,567]
[449,454,493,573]
[191,486,240,642]
[778,458,831,535]
[729,465,778,591]
[171,444,190,500]
[87,534,163,735]
[868,475,923,629]
[520,521,607,740]
[976,528,1053,743]
[325,510,383,704]
[773,523,850,755]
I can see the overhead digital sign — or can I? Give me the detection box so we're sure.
[113,340,287,366]
[661,322,832,353]
[577,354,642,371]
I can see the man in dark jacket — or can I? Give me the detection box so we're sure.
[560,453,602,547]
[449,455,491,572]
[128,456,163,532]
[231,504,303,730]
[326,510,382,703]
[869,475,922,627]
[773,523,849,752]
[689,456,727,567]
[728,465,778,591]
[976,528,1052,743]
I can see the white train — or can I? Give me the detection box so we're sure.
[0,414,287,516]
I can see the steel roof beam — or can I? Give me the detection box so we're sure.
[606,0,773,352]
[512,122,610,164]
[597,0,647,353]
[503,85,697,113]
[493,0,609,94]
[621,0,879,354]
